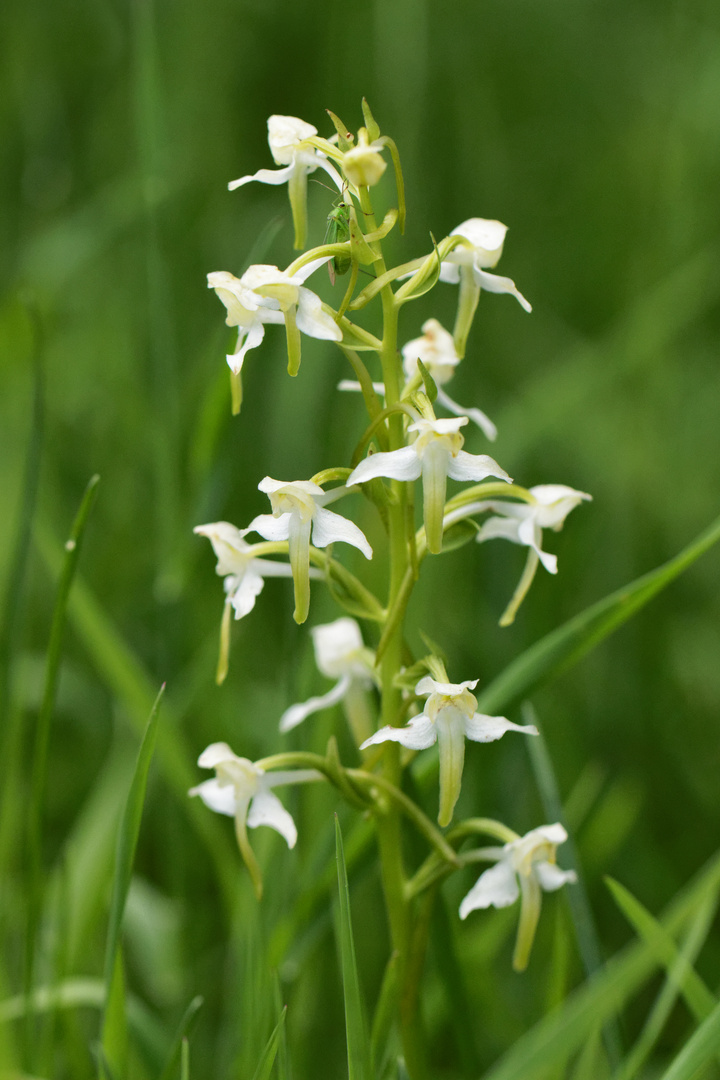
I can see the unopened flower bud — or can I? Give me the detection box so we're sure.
[343,133,387,188]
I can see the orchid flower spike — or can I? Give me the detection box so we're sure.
[228,115,343,248]
[440,218,531,358]
[280,617,378,745]
[474,484,592,625]
[401,318,498,441]
[346,416,511,555]
[360,677,538,826]
[248,478,373,625]
[194,521,312,684]
[459,823,577,971]
[208,262,341,412]
[189,742,321,899]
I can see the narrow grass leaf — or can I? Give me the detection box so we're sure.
[273,974,290,1080]
[478,512,720,716]
[157,996,203,1080]
[0,330,43,874]
[371,951,398,1076]
[250,1006,287,1080]
[335,815,372,1080]
[658,1000,720,1080]
[181,1036,190,1080]
[479,847,720,1080]
[24,474,99,1069]
[614,895,717,1080]
[100,685,163,1075]
[605,877,716,1021]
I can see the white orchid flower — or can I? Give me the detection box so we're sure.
[194,520,317,684]
[360,677,537,826]
[208,261,341,412]
[189,742,321,899]
[472,484,592,625]
[280,617,377,744]
[228,115,343,248]
[346,416,511,555]
[459,823,577,971]
[401,318,498,441]
[440,218,531,358]
[248,478,373,625]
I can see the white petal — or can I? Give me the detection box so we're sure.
[228,566,265,619]
[247,789,297,848]
[415,676,478,697]
[535,861,577,892]
[228,164,296,189]
[197,741,239,769]
[476,516,523,545]
[291,256,334,284]
[296,287,343,341]
[473,267,532,313]
[459,859,519,918]
[311,507,373,559]
[279,675,351,732]
[439,262,461,284]
[346,447,421,486]
[446,450,511,484]
[463,712,538,743]
[360,714,437,752]
[227,320,266,374]
[436,388,498,442]
[188,777,237,817]
[247,513,291,542]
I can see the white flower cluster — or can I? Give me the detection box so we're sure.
[191,109,586,965]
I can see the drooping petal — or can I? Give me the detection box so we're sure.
[288,515,313,624]
[438,262,461,284]
[535,862,577,892]
[446,450,511,484]
[346,447,421,486]
[311,507,373,559]
[475,516,523,545]
[517,516,558,573]
[360,714,437,752]
[228,566,265,619]
[436,388,498,441]
[228,164,297,190]
[247,788,298,848]
[279,675,352,732]
[296,287,343,340]
[227,320,266,375]
[436,707,467,827]
[188,778,236,817]
[459,858,519,918]
[420,439,450,555]
[473,267,532,313]
[463,712,539,743]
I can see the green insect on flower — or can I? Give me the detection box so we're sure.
[324,194,352,285]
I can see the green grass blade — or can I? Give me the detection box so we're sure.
[180,1036,190,1080]
[0,332,43,874]
[272,974,290,1080]
[100,685,163,1073]
[477,512,720,716]
[157,995,203,1080]
[479,847,720,1080]
[605,878,717,1021]
[658,1000,720,1080]
[614,895,717,1080]
[250,1006,287,1080]
[24,474,99,1069]
[524,704,622,1069]
[335,815,372,1080]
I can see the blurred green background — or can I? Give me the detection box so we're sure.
[1,0,720,1076]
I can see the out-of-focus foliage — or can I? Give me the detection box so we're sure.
[1,0,719,1076]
